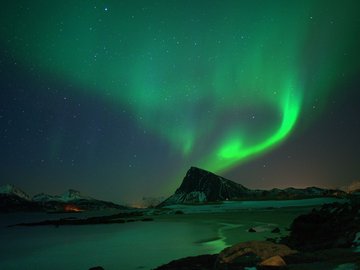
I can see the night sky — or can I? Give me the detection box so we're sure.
[1,0,360,204]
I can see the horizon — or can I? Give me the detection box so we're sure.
[1,0,360,204]
[1,164,357,206]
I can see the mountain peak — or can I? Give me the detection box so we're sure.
[159,167,250,206]
[176,166,248,193]
[62,189,81,198]
[60,189,92,201]
[0,184,31,200]
[33,189,92,203]
[188,166,208,172]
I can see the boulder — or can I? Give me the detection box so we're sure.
[248,227,257,232]
[282,202,360,251]
[258,255,286,269]
[89,267,104,270]
[215,241,296,269]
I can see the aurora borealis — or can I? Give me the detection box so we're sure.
[1,0,360,203]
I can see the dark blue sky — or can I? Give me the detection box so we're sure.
[1,0,360,204]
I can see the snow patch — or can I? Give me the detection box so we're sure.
[163,198,347,213]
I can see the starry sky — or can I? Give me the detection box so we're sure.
[1,0,360,204]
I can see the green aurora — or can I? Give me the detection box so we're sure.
[1,0,359,177]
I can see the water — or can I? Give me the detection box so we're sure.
[0,198,346,270]
[1,220,222,269]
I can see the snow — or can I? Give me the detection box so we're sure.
[59,189,92,201]
[163,198,347,213]
[32,193,56,202]
[161,192,208,205]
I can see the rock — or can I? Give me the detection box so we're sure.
[154,254,217,270]
[271,227,281,233]
[258,255,286,269]
[248,227,257,232]
[282,202,360,251]
[174,210,184,215]
[215,241,296,269]
[89,267,104,270]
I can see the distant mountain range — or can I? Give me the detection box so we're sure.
[158,167,348,207]
[0,184,126,212]
[1,167,350,211]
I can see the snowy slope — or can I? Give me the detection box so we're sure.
[0,185,126,212]
[33,189,93,202]
[0,184,31,201]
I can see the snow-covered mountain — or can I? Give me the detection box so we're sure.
[158,167,347,207]
[0,184,31,200]
[32,193,57,202]
[0,184,40,212]
[0,185,126,212]
[33,189,93,203]
[61,189,92,201]
[32,189,126,211]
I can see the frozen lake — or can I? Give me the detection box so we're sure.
[0,198,346,270]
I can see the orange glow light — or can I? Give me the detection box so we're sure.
[64,204,82,212]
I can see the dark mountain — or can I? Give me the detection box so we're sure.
[0,185,126,212]
[0,194,42,212]
[0,184,41,212]
[158,167,347,207]
[158,167,251,207]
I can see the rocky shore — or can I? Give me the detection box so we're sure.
[153,200,360,270]
[8,211,154,227]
